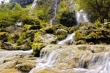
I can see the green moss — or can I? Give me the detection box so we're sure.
[22,24,32,31]
[43,25,54,34]
[16,32,26,45]
[75,30,83,41]
[32,43,45,57]
[55,29,68,40]
[33,31,43,43]
[16,59,35,72]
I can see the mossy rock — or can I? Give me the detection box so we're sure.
[43,25,54,34]
[23,17,40,25]
[75,23,110,44]
[15,59,35,72]
[29,25,41,30]
[32,43,45,57]
[34,32,43,43]
[22,25,32,31]
[1,42,15,50]
[15,44,31,50]
[8,34,19,43]
[56,29,68,40]
[0,32,8,42]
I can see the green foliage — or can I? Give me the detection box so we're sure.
[59,11,77,27]
[75,30,83,41]
[0,3,30,28]
[33,0,52,22]
[74,0,110,23]
[32,43,45,57]
[75,23,110,44]
[56,29,68,40]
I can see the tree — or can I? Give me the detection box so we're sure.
[74,0,110,23]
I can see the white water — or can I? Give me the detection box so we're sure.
[49,0,58,24]
[29,0,37,15]
[0,0,10,4]
[15,22,23,26]
[0,50,33,64]
[58,33,75,45]
[29,50,58,73]
[71,52,110,73]
[76,10,89,24]
[31,0,37,9]
[68,0,89,24]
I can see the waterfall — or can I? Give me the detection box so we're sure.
[29,0,37,15]
[58,33,75,45]
[29,50,58,73]
[72,52,110,73]
[31,0,37,10]
[49,0,59,24]
[0,0,10,4]
[76,10,89,24]
[68,0,89,24]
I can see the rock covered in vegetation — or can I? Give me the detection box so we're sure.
[75,22,110,44]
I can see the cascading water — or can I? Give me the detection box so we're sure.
[29,50,58,73]
[49,0,59,24]
[0,0,10,4]
[68,0,89,24]
[58,33,75,45]
[72,52,110,73]
[29,0,37,15]
[76,10,89,24]
[31,0,37,10]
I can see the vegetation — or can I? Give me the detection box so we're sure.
[74,0,110,23]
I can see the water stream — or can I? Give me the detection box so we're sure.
[49,0,59,24]
[29,50,58,73]
[58,33,75,45]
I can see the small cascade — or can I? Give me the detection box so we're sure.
[29,50,58,73]
[76,10,89,24]
[68,0,89,24]
[72,52,110,73]
[0,0,10,4]
[15,22,23,27]
[31,0,37,10]
[0,50,33,64]
[58,33,75,45]
[49,0,59,24]
[29,0,37,15]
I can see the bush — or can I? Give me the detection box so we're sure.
[32,43,45,57]
[59,11,77,27]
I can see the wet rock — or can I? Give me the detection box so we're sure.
[1,42,15,50]
[56,29,68,40]
[40,45,110,70]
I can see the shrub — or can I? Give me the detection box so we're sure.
[32,43,45,57]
